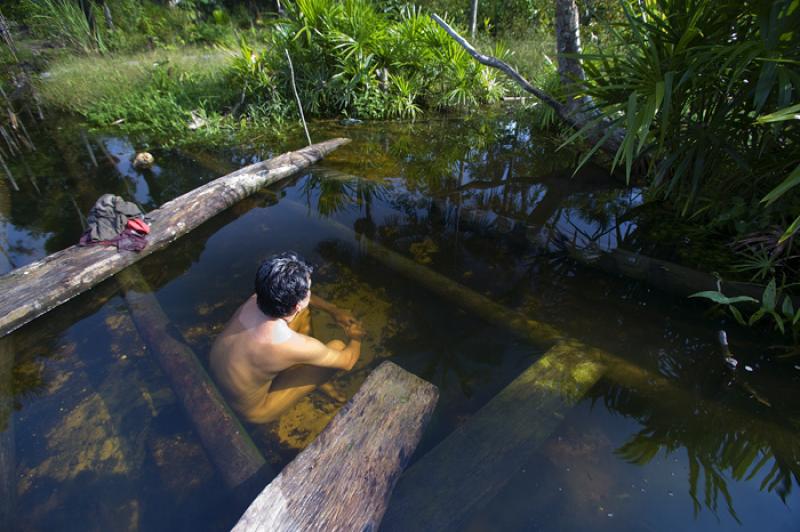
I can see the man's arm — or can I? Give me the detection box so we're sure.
[310,294,358,328]
[284,333,362,371]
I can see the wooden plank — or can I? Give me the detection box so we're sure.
[0,138,351,338]
[117,268,270,490]
[382,341,604,531]
[233,361,438,532]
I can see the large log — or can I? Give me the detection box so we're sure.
[382,341,604,531]
[0,138,351,338]
[117,268,270,491]
[458,205,799,307]
[233,361,438,532]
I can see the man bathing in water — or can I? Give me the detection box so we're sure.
[210,252,364,424]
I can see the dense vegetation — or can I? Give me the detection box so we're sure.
[562,0,799,341]
[3,0,520,146]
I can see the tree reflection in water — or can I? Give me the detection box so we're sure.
[590,369,800,522]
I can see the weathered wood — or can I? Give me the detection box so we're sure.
[117,268,270,490]
[0,138,351,338]
[555,0,586,86]
[382,341,604,531]
[233,361,438,532]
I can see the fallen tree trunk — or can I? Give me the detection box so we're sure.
[382,341,604,531]
[233,361,438,532]
[117,268,271,491]
[0,138,351,338]
[458,205,800,307]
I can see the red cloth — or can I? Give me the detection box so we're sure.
[126,218,150,234]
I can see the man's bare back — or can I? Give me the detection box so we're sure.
[210,253,363,424]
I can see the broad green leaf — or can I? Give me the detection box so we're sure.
[778,214,800,244]
[689,291,758,305]
[729,305,746,325]
[749,308,767,325]
[782,296,795,319]
[761,164,800,205]
[762,278,777,311]
[769,310,785,334]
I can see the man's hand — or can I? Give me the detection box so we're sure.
[344,320,366,340]
[333,309,359,330]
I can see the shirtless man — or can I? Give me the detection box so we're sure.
[210,252,364,424]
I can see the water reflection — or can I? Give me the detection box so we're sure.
[2,109,799,529]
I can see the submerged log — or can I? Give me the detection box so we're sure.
[382,341,604,531]
[233,361,438,532]
[0,138,351,338]
[117,268,270,490]
[283,200,793,441]
[459,205,799,307]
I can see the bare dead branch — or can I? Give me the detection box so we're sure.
[430,13,624,156]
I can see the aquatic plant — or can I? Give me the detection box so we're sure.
[691,278,800,346]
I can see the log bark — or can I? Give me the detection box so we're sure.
[431,14,624,155]
[0,138,351,338]
[233,361,438,532]
[117,268,271,491]
[555,0,586,87]
[382,341,604,531]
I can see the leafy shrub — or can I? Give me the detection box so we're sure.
[229,0,509,121]
[573,0,799,236]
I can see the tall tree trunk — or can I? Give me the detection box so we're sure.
[101,1,113,30]
[555,0,585,103]
[470,0,479,39]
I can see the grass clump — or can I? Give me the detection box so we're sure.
[37,48,243,144]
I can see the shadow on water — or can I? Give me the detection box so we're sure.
[1,108,799,530]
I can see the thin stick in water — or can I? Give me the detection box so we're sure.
[0,152,19,192]
[285,49,312,146]
[80,130,98,167]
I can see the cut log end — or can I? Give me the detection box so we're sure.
[233,361,438,532]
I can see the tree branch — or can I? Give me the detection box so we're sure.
[430,13,624,156]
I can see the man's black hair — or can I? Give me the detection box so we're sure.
[254,251,314,318]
